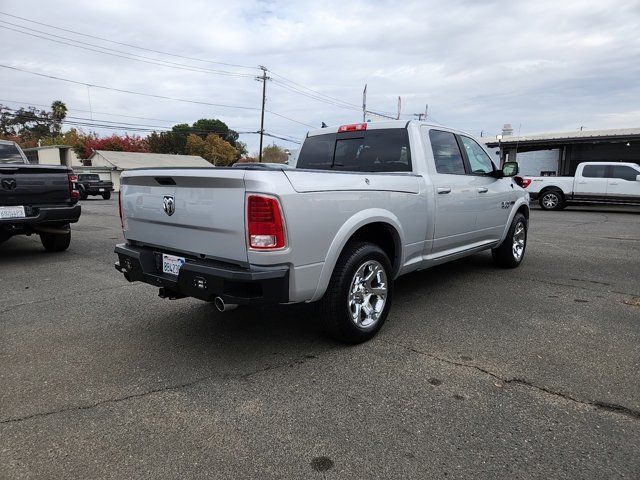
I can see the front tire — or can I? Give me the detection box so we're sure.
[492,213,527,268]
[102,192,111,200]
[539,190,564,210]
[320,242,393,344]
[40,230,71,252]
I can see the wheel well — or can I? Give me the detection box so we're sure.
[540,186,564,199]
[516,203,529,220]
[347,222,400,275]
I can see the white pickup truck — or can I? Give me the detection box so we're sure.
[115,121,529,343]
[522,161,640,210]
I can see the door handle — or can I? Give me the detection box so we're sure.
[477,187,488,193]
[437,187,452,194]
[610,182,618,185]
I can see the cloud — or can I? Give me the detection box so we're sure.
[0,0,638,151]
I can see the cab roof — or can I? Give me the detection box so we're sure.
[306,120,473,138]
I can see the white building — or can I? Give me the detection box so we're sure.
[83,151,213,192]
[22,145,82,167]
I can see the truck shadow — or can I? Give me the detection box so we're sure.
[155,252,498,350]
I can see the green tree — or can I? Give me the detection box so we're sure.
[0,100,67,142]
[168,118,241,155]
[147,131,177,154]
[261,144,289,163]
[50,100,67,134]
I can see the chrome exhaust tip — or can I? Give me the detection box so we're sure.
[214,297,238,312]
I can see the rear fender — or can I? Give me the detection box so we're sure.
[309,208,405,302]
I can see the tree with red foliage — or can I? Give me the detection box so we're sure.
[77,133,149,159]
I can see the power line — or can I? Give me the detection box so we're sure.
[3,109,258,135]
[0,63,261,110]
[265,109,315,129]
[0,11,258,70]
[0,98,200,125]
[262,132,301,144]
[270,80,361,112]
[269,70,362,110]
[269,69,399,118]
[0,23,254,78]
[0,64,315,130]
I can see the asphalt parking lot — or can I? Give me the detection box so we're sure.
[1,198,639,479]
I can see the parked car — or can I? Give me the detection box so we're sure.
[0,140,81,251]
[522,161,640,210]
[114,121,529,343]
[77,173,114,200]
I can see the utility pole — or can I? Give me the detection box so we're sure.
[257,65,269,162]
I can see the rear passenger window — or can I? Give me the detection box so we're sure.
[610,165,639,181]
[429,130,466,175]
[582,165,607,178]
[459,136,495,174]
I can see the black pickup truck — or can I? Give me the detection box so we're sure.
[0,140,81,251]
[77,173,114,200]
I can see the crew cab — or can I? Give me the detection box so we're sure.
[114,121,529,343]
[0,140,81,251]
[77,173,114,200]
[522,161,640,210]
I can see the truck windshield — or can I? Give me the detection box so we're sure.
[0,144,26,164]
[297,128,411,172]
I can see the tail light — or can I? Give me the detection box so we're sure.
[247,195,286,249]
[338,123,367,133]
[513,176,531,188]
[68,172,79,202]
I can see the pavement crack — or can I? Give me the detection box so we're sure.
[0,352,323,426]
[384,340,640,420]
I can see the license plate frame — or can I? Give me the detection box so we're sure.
[162,253,185,276]
[0,206,26,219]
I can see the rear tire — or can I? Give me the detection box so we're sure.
[40,230,71,252]
[102,192,111,200]
[539,190,564,210]
[492,213,527,268]
[79,191,88,200]
[319,242,393,344]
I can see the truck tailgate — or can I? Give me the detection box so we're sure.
[0,165,71,206]
[121,169,248,264]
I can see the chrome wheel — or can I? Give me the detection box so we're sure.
[512,221,526,261]
[348,260,388,328]
[542,193,559,209]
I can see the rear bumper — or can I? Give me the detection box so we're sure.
[114,243,289,305]
[84,186,114,194]
[0,204,81,227]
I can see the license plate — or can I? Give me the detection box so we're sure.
[162,254,185,276]
[0,206,25,219]
[99,188,105,192]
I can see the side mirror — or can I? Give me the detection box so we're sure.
[502,162,519,177]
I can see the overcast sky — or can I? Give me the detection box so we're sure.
[1,0,639,153]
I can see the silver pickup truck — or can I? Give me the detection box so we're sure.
[115,121,529,343]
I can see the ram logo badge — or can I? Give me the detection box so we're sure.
[163,195,175,216]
